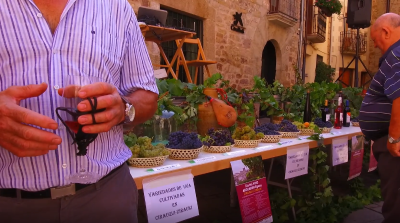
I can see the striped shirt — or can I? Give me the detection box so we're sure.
[0,0,158,191]
[359,39,400,141]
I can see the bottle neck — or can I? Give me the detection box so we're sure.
[338,97,342,106]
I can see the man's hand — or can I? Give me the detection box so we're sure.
[59,82,125,134]
[0,83,62,157]
[387,141,400,157]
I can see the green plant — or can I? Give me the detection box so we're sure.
[315,0,343,15]
[203,72,223,88]
[252,76,283,118]
[293,63,303,85]
[315,61,335,83]
[342,87,363,118]
[269,80,285,96]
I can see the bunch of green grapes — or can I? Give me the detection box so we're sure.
[293,121,316,130]
[232,126,264,140]
[129,136,170,158]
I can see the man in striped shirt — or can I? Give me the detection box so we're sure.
[359,13,400,222]
[0,0,158,223]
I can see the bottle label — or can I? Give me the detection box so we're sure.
[340,113,343,122]
[326,114,331,121]
[346,113,350,123]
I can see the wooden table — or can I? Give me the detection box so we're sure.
[140,25,196,80]
[130,127,363,189]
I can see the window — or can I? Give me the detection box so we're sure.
[160,8,204,84]
[317,55,323,64]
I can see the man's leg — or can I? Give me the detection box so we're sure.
[374,136,400,223]
[63,164,138,223]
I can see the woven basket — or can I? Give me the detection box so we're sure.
[167,147,202,160]
[278,131,300,138]
[300,129,315,135]
[203,145,233,153]
[234,139,260,148]
[261,135,282,143]
[127,155,169,168]
[351,122,360,127]
[319,127,332,133]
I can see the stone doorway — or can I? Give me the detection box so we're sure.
[261,40,277,85]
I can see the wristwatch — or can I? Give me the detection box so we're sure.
[120,95,135,123]
[388,135,400,144]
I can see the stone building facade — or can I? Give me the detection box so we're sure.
[128,0,301,88]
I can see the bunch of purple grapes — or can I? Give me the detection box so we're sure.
[254,123,280,135]
[314,118,333,128]
[203,129,234,147]
[276,119,299,132]
[167,131,202,149]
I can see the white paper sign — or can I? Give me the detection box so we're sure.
[254,145,273,151]
[285,145,309,179]
[224,150,246,156]
[143,173,199,223]
[189,156,216,164]
[278,141,293,146]
[332,136,349,166]
[147,164,181,172]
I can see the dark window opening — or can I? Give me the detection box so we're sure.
[261,41,277,85]
[160,8,204,84]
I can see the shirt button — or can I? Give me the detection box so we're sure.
[62,164,67,168]
[37,13,43,18]
[54,85,60,90]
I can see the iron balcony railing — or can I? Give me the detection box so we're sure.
[307,6,326,43]
[269,0,298,20]
[340,31,367,55]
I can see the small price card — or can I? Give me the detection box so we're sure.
[332,136,349,166]
[278,141,293,146]
[188,156,216,164]
[147,164,181,172]
[224,150,246,156]
[298,136,309,140]
[285,145,309,179]
[254,145,273,151]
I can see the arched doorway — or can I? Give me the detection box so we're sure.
[261,41,277,85]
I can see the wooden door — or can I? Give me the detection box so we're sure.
[339,68,353,87]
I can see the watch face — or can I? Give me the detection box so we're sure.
[128,105,135,121]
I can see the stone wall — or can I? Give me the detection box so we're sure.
[128,0,301,88]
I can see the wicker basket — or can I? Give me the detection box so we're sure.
[299,129,315,135]
[261,135,282,143]
[319,127,332,133]
[278,131,300,138]
[351,122,360,127]
[167,147,202,160]
[234,139,260,148]
[127,155,169,168]
[203,145,233,153]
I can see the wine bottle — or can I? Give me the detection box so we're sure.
[334,92,343,129]
[303,90,312,123]
[321,99,330,122]
[343,100,351,127]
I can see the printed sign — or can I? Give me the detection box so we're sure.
[224,150,246,156]
[278,141,293,146]
[231,156,273,223]
[348,136,364,180]
[189,156,216,164]
[368,141,378,172]
[285,145,310,179]
[143,170,199,223]
[147,164,181,172]
[332,136,349,166]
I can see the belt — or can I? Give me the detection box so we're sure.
[0,163,125,199]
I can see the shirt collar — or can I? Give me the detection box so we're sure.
[379,39,400,66]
